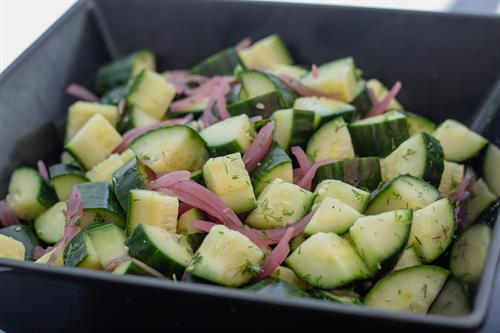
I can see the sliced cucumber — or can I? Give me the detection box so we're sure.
[429,278,470,316]
[191,47,243,77]
[483,143,500,197]
[111,157,151,212]
[268,64,307,79]
[126,69,175,120]
[450,223,492,287]
[271,108,315,149]
[65,114,123,170]
[244,278,309,298]
[65,102,119,142]
[349,111,410,157]
[438,161,464,196]
[100,85,128,105]
[350,209,412,274]
[314,179,371,212]
[238,70,296,108]
[49,164,88,201]
[95,49,155,93]
[131,125,208,173]
[34,201,66,245]
[199,114,254,156]
[364,265,449,313]
[203,153,256,214]
[304,197,362,236]
[228,92,283,119]
[313,157,381,191]
[177,208,205,250]
[186,225,265,287]
[251,142,293,195]
[301,57,357,103]
[293,96,356,128]
[0,234,25,261]
[308,288,361,304]
[0,225,41,260]
[126,223,193,277]
[118,107,159,132]
[350,80,372,116]
[381,132,444,187]
[271,266,309,291]
[64,230,102,269]
[75,182,125,228]
[466,178,496,223]
[245,178,315,229]
[238,34,293,69]
[306,117,355,162]
[365,175,439,215]
[433,119,488,162]
[366,79,403,110]
[85,153,126,183]
[407,198,456,263]
[85,222,127,266]
[286,232,370,289]
[6,167,57,220]
[400,110,436,136]
[393,247,421,271]
[127,189,178,235]
[112,259,157,277]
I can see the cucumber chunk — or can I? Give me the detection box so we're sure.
[199,114,254,156]
[85,153,126,183]
[65,102,119,142]
[271,108,315,149]
[127,189,179,235]
[381,132,444,187]
[251,142,293,195]
[34,201,66,245]
[203,153,256,214]
[244,278,309,298]
[483,143,500,196]
[65,114,123,170]
[400,110,436,136]
[86,222,127,266]
[366,79,403,110]
[131,125,208,173]
[304,197,362,236]
[228,92,283,119]
[126,223,193,277]
[49,164,88,201]
[191,47,243,77]
[0,224,42,260]
[6,167,57,220]
[466,178,496,222]
[186,225,265,287]
[450,223,491,287]
[393,247,421,271]
[314,179,371,212]
[350,209,412,274]
[429,278,470,316]
[308,288,361,304]
[64,230,102,269]
[293,96,356,128]
[75,182,125,228]
[271,266,309,291]
[438,161,464,196]
[366,175,439,215]
[306,117,355,162]
[433,119,487,162]
[407,198,456,263]
[238,34,293,69]
[286,232,370,289]
[364,265,449,313]
[111,157,151,212]
[245,178,315,229]
[0,234,25,261]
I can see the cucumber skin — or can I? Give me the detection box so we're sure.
[228,91,282,119]
[420,133,445,188]
[76,182,124,220]
[100,85,128,105]
[38,179,59,210]
[49,164,85,178]
[244,277,309,298]
[125,224,187,276]
[251,143,292,185]
[349,116,410,157]
[111,158,150,212]
[289,110,315,147]
[63,231,90,267]
[313,157,381,191]
[351,80,372,116]
[191,47,243,77]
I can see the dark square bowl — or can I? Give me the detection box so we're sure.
[0,1,499,332]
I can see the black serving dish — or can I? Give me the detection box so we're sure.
[0,1,499,332]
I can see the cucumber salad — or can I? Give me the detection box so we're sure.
[0,34,498,316]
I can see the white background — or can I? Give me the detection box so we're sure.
[1,0,499,73]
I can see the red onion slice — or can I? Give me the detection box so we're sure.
[65,83,98,102]
[366,81,402,118]
[254,227,294,280]
[235,37,252,51]
[243,121,275,172]
[311,64,319,78]
[114,114,193,153]
[117,99,126,116]
[0,200,20,227]
[32,246,51,260]
[104,255,165,278]
[278,74,341,100]
[178,202,194,216]
[291,146,312,172]
[149,171,192,190]
[296,160,333,191]
[449,166,476,203]
[37,160,49,181]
